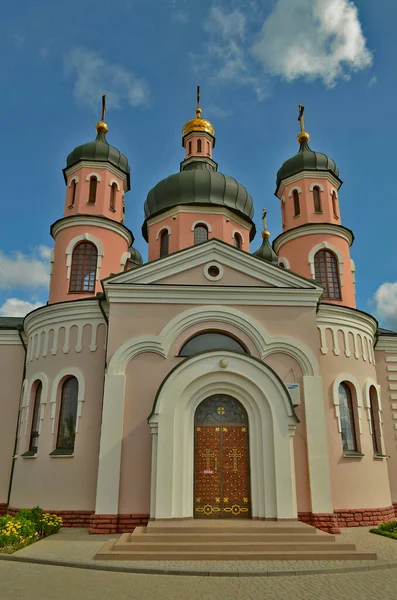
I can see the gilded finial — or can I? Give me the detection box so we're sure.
[182,85,215,137]
[261,208,270,239]
[96,94,109,134]
[297,104,310,144]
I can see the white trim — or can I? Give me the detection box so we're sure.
[0,330,22,345]
[287,186,301,198]
[120,252,130,270]
[274,223,353,253]
[278,256,291,269]
[156,226,171,240]
[65,234,104,281]
[203,262,224,281]
[50,367,86,435]
[85,172,102,182]
[231,230,245,243]
[276,171,341,197]
[147,206,252,232]
[330,187,338,197]
[309,182,324,192]
[108,179,120,191]
[363,380,384,451]
[332,374,363,435]
[191,220,212,232]
[51,215,133,246]
[23,373,49,438]
[68,176,79,187]
[65,162,128,192]
[308,241,344,281]
[376,337,397,352]
[107,305,319,377]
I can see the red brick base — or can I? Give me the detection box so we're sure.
[7,507,93,527]
[89,513,150,534]
[0,503,7,516]
[299,505,397,534]
[298,512,341,534]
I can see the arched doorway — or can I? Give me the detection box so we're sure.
[194,395,251,519]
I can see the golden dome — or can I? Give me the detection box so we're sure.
[96,120,109,134]
[183,107,215,138]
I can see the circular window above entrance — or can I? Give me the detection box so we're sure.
[204,262,224,281]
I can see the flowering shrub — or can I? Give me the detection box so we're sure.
[0,506,62,553]
[370,520,397,539]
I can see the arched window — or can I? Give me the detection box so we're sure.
[233,233,242,249]
[110,182,117,210]
[293,190,300,216]
[313,186,322,212]
[160,230,169,257]
[281,202,286,226]
[88,176,97,203]
[56,377,78,451]
[197,139,202,153]
[332,191,339,218]
[369,386,382,455]
[69,242,98,293]
[194,224,208,244]
[279,261,285,269]
[188,141,192,155]
[179,331,248,356]
[207,141,210,155]
[314,249,341,300]
[338,383,357,452]
[29,382,42,452]
[70,180,77,207]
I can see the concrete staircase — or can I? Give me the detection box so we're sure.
[96,520,377,561]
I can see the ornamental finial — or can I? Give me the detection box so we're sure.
[297,104,310,144]
[96,94,109,134]
[262,208,270,239]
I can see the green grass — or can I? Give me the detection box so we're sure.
[370,520,397,540]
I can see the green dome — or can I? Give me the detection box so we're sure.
[142,162,255,241]
[128,246,143,267]
[253,236,278,265]
[276,139,339,191]
[65,131,130,190]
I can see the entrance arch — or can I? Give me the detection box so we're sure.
[194,395,251,519]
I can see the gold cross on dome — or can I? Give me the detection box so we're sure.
[298,104,305,133]
[101,94,107,122]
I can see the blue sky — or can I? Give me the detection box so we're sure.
[0,0,396,327]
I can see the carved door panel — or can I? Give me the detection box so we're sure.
[194,395,251,519]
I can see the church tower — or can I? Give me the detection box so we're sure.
[48,96,141,305]
[142,87,256,261]
[273,107,356,308]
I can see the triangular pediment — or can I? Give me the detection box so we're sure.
[104,239,321,291]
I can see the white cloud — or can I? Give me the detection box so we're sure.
[252,0,373,88]
[64,48,149,111]
[368,75,378,87]
[171,11,189,23]
[0,246,51,290]
[0,298,43,317]
[373,282,397,330]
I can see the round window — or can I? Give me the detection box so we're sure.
[208,265,220,278]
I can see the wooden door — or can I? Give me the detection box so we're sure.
[194,395,251,519]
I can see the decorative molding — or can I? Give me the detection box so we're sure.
[108,179,120,190]
[51,215,133,246]
[363,379,384,452]
[155,225,171,240]
[309,182,325,192]
[50,367,86,434]
[287,186,302,198]
[64,161,128,192]
[308,241,344,282]
[191,220,212,232]
[332,374,363,435]
[65,233,104,281]
[203,262,224,281]
[147,205,252,232]
[278,256,291,269]
[120,251,130,270]
[21,373,49,441]
[85,172,102,182]
[231,230,245,243]
[68,176,79,186]
[276,171,341,197]
[273,223,353,254]
[375,338,397,352]
[0,330,22,345]
[330,187,338,197]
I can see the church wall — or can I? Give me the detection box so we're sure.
[0,339,25,508]
[9,313,106,512]
[280,177,341,231]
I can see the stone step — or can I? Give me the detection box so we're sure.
[114,541,357,552]
[129,533,337,544]
[144,525,316,535]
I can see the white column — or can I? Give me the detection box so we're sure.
[302,375,334,514]
[149,423,158,519]
[95,373,126,515]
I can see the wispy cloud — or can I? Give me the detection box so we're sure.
[252,0,373,88]
[373,282,397,330]
[64,48,149,111]
[205,105,233,119]
[368,75,378,87]
[171,11,189,23]
[0,246,51,290]
[0,298,43,317]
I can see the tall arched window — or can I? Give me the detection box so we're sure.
[197,139,202,153]
[69,242,98,293]
[29,382,42,452]
[88,176,97,203]
[313,186,322,212]
[339,383,357,452]
[188,141,192,155]
[194,224,208,244]
[314,249,341,300]
[233,233,242,249]
[207,141,210,155]
[332,191,339,218]
[293,190,300,216]
[70,180,77,207]
[110,182,117,210]
[56,377,78,451]
[281,201,286,226]
[369,386,382,455]
[160,230,169,257]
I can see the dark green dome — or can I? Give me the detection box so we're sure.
[253,235,278,265]
[65,131,130,190]
[142,161,255,241]
[128,246,143,267]
[276,138,339,191]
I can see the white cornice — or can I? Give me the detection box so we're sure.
[104,239,322,291]
[276,171,342,197]
[146,205,252,231]
[274,223,353,253]
[105,284,321,307]
[0,330,23,345]
[24,300,105,338]
[51,215,133,245]
[375,337,397,352]
[317,303,377,338]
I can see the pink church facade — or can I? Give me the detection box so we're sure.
[1,102,397,535]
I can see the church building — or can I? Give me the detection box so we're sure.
[1,92,397,536]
